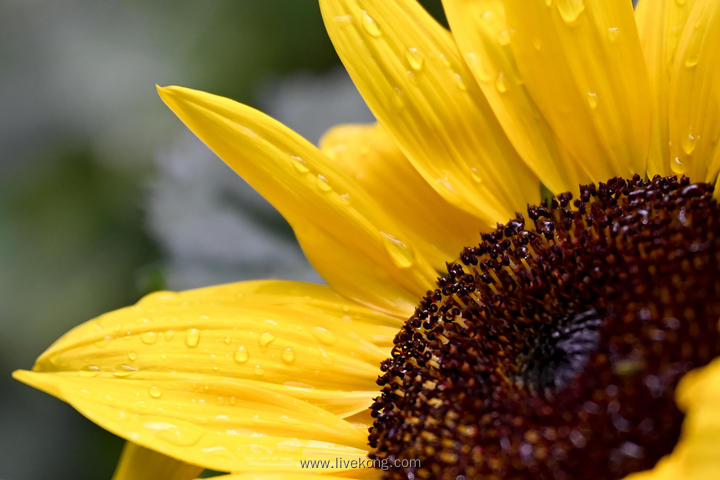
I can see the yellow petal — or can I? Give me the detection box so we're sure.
[112,442,203,480]
[501,0,651,182]
[443,0,580,194]
[635,0,697,177]
[626,358,720,479]
[320,0,540,223]
[158,85,438,316]
[320,123,487,266]
[13,280,390,472]
[668,0,720,188]
[206,473,379,480]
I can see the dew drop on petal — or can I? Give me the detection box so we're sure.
[392,86,406,108]
[557,0,585,24]
[154,423,204,447]
[607,27,620,42]
[316,174,333,193]
[149,385,162,399]
[453,73,467,91]
[140,331,158,345]
[313,326,337,345]
[113,364,138,378]
[361,11,381,37]
[259,331,276,347]
[587,92,598,109]
[672,156,686,174]
[234,345,249,364]
[185,328,200,348]
[128,352,137,361]
[282,347,296,364]
[254,364,265,376]
[290,155,310,174]
[223,335,232,345]
[682,132,698,155]
[470,167,483,184]
[80,365,102,377]
[406,47,424,71]
[381,232,415,269]
[495,72,508,94]
[684,55,699,69]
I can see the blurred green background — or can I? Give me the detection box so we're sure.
[0,1,444,478]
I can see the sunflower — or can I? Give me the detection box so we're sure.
[13,0,720,479]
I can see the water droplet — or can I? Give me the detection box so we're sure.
[557,0,585,24]
[682,132,698,155]
[290,155,310,174]
[533,38,542,51]
[80,365,102,377]
[406,47,424,71]
[607,26,620,42]
[259,331,276,347]
[316,174,333,193]
[140,331,158,345]
[253,364,265,376]
[587,91,598,109]
[466,52,492,83]
[381,232,415,268]
[154,424,204,447]
[497,29,511,46]
[95,335,113,348]
[495,72,508,93]
[223,335,232,345]
[545,0,553,6]
[282,347,296,364]
[361,10,381,37]
[392,86,406,108]
[164,330,175,341]
[337,193,351,205]
[313,326,337,345]
[113,364,138,378]
[149,385,162,399]
[453,73,467,91]
[470,167,483,184]
[185,328,200,348]
[672,156,686,174]
[684,54,699,69]
[437,52,451,68]
[128,352,137,361]
[234,345,249,364]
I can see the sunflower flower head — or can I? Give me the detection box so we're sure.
[13,1,720,479]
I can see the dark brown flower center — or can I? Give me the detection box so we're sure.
[369,175,720,479]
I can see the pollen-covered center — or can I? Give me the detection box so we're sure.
[369,176,720,480]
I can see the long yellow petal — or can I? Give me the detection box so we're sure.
[668,0,720,192]
[205,473,379,480]
[112,442,203,480]
[320,123,486,266]
[158,85,437,316]
[625,358,720,479]
[501,0,651,183]
[636,0,697,177]
[443,0,580,194]
[320,0,540,223]
[13,281,390,473]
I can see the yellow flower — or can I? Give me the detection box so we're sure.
[13,0,720,479]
